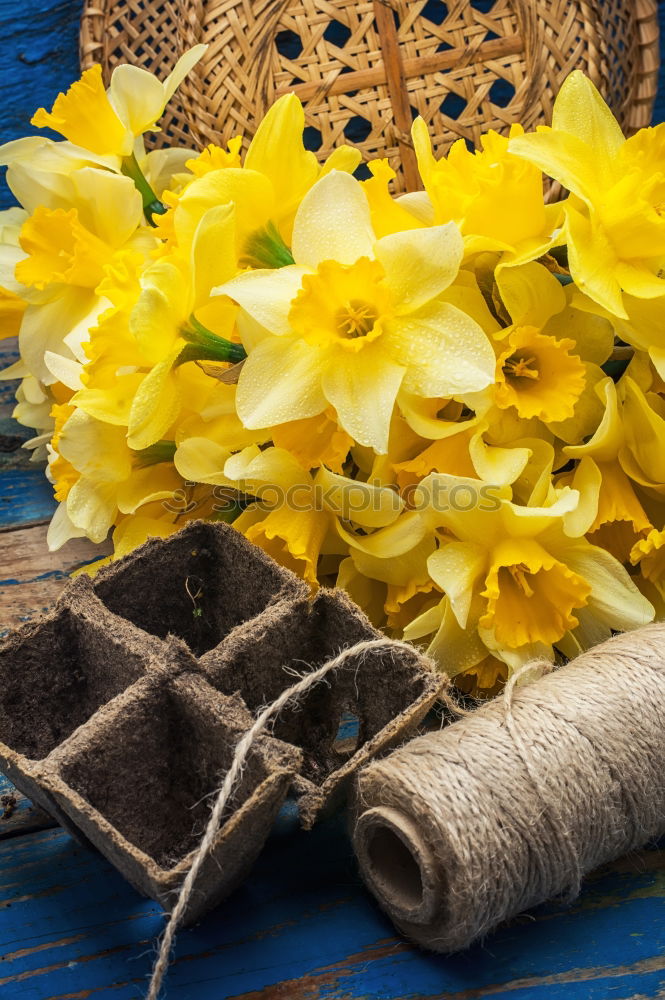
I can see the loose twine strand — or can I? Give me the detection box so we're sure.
[146,637,418,1000]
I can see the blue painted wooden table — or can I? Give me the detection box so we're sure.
[1,2,665,997]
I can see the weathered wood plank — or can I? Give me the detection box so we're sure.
[0,340,58,530]
[0,468,57,531]
[0,813,663,999]
[0,774,54,841]
[0,523,110,635]
[0,0,84,211]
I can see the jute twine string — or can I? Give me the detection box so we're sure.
[146,637,423,1000]
[353,624,665,953]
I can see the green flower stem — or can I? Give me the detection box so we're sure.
[242,221,295,269]
[121,152,166,225]
[134,440,177,467]
[176,315,247,367]
[211,501,244,524]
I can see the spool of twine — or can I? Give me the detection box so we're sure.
[352,624,665,952]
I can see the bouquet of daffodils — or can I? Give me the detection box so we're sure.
[2,46,664,694]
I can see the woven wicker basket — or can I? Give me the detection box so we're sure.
[80,0,660,192]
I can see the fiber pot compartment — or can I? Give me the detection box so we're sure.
[0,604,151,826]
[39,670,301,923]
[90,520,309,656]
[201,587,445,828]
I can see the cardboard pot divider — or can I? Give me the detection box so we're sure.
[0,521,443,920]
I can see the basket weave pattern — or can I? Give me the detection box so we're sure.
[80,0,659,191]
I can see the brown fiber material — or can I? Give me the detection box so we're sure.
[353,625,665,952]
[79,0,659,193]
[0,521,442,918]
[202,586,443,827]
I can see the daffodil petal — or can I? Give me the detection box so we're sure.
[411,116,437,189]
[59,409,131,482]
[563,456,602,537]
[614,261,665,300]
[116,464,183,514]
[545,297,614,365]
[402,600,442,643]
[338,509,428,558]
[565,201,627,319]
[192,203,237,305]
[72,373,144,425]
[552,71,624,173]
[351,533,436,585]
[174,437,233,485]
[564,377,622,461]
[244,93,319,217]
[426,597,489,678]
[427,541,487,628]
[495,261,565,328]
[562,541,654,631]
[44,351,83,390]
[47,501,87,551]
[316,466,403,528]
[66,478,117,543]
[0,244,25,295]
[224,444,305,494]
[508,130,599,205]
[320,145,363,177]
[19,288,100,384]
[388,301,495,398]
[236,336,326,428]
[621,376,665,484]
[109,65,167,135]
[374,222,463,314]
[127,355,182,450]
[71,167,143,247]
[469,429,531,486]
[291,171,374,269]
[217,265,307,337]
[321,345,405,453]
[163,45,208,102]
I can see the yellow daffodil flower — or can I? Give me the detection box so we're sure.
[562,377,653,560]
[154,93,361,259]
[271,410,354,474]
[31,48,207,157]
[491,262,615,428]
[509,71,665,318]
[6,171,148,386]
[50,408,184,546]
[220,444,402,586]
[631,528,665,597]
[343,532,439,632]
[217,170,495,453]
[412,120,564,266]
[357,473,652,675]
[361,159,429,239]
[126,204,244,449]
[618,376,665,496]
[0,134,192,226]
